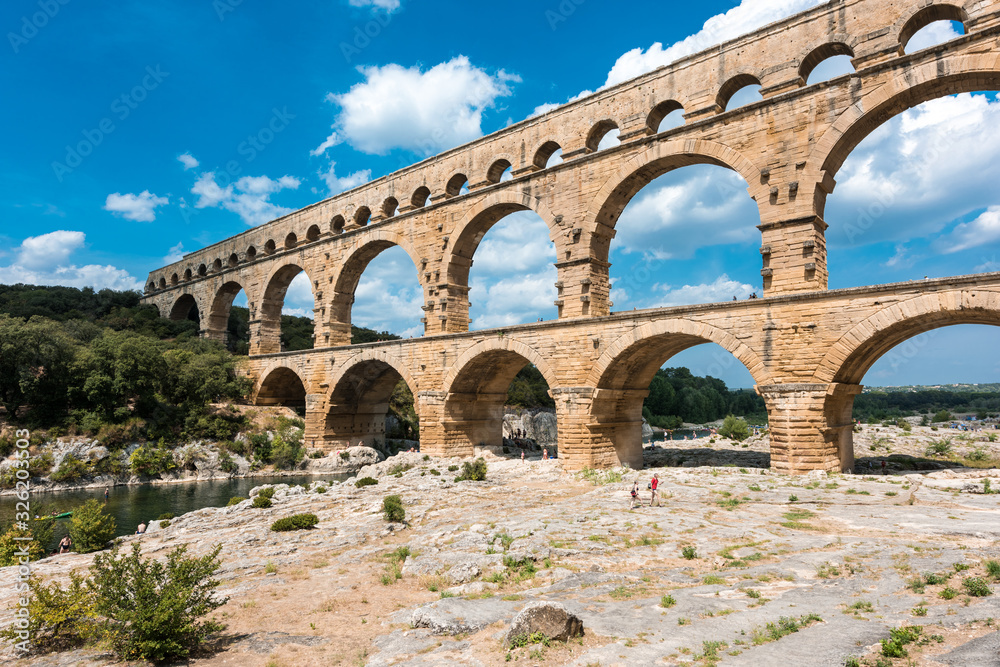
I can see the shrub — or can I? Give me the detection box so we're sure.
[925,439,953,456]
[881,626,922,658]
[255,487,274,499]
[382,495,405,523]
[226,496,245,506]
[218,451,237,474]
[455,458,487,482]
[129,442,176,477]
[932,410,952,423]
[355,477,378,488]
[271,513,319,532]
[986,560,1000,580]
[69,499,117,553]
[429,468,440,476]
[660,594,676,608]
[0,571,96,650]
[315,485,327,493]
[88,543,227,661]
[157,513,175,521]
[270,434,304,470]
[897,419,912,432]
[50,454,92,483]
[248,433,271,461]
[718,415,750,442]
[681,546,698,560]
[252,496,272,509]
[0,526,47,565]
[448,465,459,472]
[159,520,171,528]
[963,577,992,597]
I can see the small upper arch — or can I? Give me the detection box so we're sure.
[246,245,257,261]
[306,224,321,242]
[381,197,399,218]
[170,272,179,286]
[411,185,431,209]
[532,140,562,170]
[798,42,856,84]
[331,215,346,234]
[354,205,371,226]
[585,119,620,152]
[897,3,969,54]
[228,253,239,268]
[485,157,513,184]
[646,100,684,134]
[284,232,297,249]
[198,263,207,277]
[445,173,469,197]
[183,268,192,281]
[717,73,762,112]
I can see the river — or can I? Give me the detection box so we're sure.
[3,473,350,553]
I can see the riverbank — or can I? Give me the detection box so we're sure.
[2,449,999,666]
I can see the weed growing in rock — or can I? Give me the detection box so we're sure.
[355,477,378,488]
[816,563,841,579]
[750,614,823,646]
[252,496,272,509]
[789,494,799,502]
[844,600,873,614]
[912,604,928,616]
[748,483,762,491]
[923,572,950,586]
[661,594,676,608]
[455,458,487,482]
[429,468,440,476]
[985,560,1000,580]
[388,462,413,476]
[271,513,319,532]
[379,546,410,585]
[703,575,726,585]
[382,495,405,523]
[881,625,921,657]
[939,586,958,600]
[227,496,245,506]
[681,546,698,560]
[780,508,817,530]
[962,577,992,597]
[448,465,459,471]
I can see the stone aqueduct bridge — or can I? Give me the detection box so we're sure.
[142,0,1000,474]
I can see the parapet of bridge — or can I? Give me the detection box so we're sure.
[142,0,1000,474]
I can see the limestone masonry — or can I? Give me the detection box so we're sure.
[141,0,1000,474]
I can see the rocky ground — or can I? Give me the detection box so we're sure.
[2,433,1000,666]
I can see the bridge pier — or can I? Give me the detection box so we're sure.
[757,383,863,474]
[758,216,828,295]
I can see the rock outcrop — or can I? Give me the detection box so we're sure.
[505,601,584,645]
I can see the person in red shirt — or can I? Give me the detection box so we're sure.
[650,474,659,507]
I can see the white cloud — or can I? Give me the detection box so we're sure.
[905,20,962,53]
[319,162,372,196]
[348,0,400,13]
[317,56,519,156]
[604,0,825,88]
[828,93,1000,247]
[191,172,301,226]
[104,190,169,222]
[163,242,185,265]
[177,153,200,170]
[937,206,1000,254]
[351,247,424,337]
[1,230,141,291]
[615,274,756,310]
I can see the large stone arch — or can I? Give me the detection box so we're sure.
[253,363,309,408]
[583,139,766,256]
[167,292,203,324]
[322,348,420,450]
[815,289,1000,386]
[257,260,319,355]
[205,279,255,344]
[809,53,1000,217]
[326,230,423,346]
[441,337,558,457]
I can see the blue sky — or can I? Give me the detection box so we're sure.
[2,0,998,388]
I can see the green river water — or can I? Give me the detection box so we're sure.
[2,474,349,553]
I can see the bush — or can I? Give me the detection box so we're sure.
[128,442,176,477]
[252,496,272,509]
[257,486,276,499]
[218,450,237,473]
[0,571,96,650]
[226,496,245,506]
[382,495,405,523]
[88,543,227,661]
[270,513,319,532]
[0,526,47,565]
[340,450,351,460]
[933,410,952,423]
[157,513,174,521]
[49,454,91,483]
[448,465,459,472]
[963,577,992,597]
[718,415,750,442]
[69,499,117,553]
[681,546,698,560]
[159,520,171,528]
[455,458,488,482]
[270,434,304,470]
[355,477,378,488]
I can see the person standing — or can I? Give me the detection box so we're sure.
[58,535,72,554]
[629,480,640,510]
[104,487,109,503]
[649,474,660,507]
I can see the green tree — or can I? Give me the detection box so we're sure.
[718,415,751,442]
[0,526,47,565]
[69,499,117,553]
[0,315,77,419]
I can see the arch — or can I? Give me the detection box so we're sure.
[717,73,762,111]
[212,258,222,272]
[331,215,345,234]
[897,3,969,54]
[183,268,192,281]
[812,54,1000,215]
[169,273,179,286]
[587,319,771,389]
[259,262,317,354]
[254,365,308,408]
[324,349,419,449]
[197,264,207,277]
[799,42,855,84]
[328,230,422,345]
[284,232,297,249]
[532,140,562,169]
[147,281,156,293]
[381,197,399,218]
[246,246,257,261]
[443,337,557,397]
[206,280,249,338]
[168,293,200,323]
[646,100,684,134]
[586,119,620,152]
[227,253,239,268]
[264,240,276,255]
[445,190,561,289]
[815,290,1000,385]
[445,173,469,197]
[486,158,513,184]
[306,224,321,242]
[158,277,167,289]
[584,139,765,257]
[411,185,431,209]
[354,206,371,226]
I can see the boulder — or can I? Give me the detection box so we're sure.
[505,601,584,645]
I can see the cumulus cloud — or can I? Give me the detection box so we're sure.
[0,230,141,291]
[315,56,519,156]
[104,190,169,222]
[905,20,963,53]
[319,162,371,196]
[937,206,1000,254]
[351,247,424,337]
[177,153,200,170]
[191,173,301,226]
[614,274,757,311]
[163,242,185,265]
[348,0,400,13]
